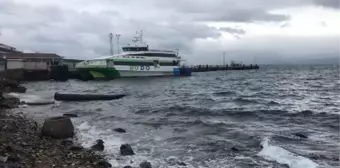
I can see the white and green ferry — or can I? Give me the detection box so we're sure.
[75,31,191,80]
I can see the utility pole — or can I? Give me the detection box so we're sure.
[223,51,226,67]
[109,33,114,56]
[116,34,121,54]
[3,55,7,72]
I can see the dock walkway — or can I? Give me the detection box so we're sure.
[191,64,259,72]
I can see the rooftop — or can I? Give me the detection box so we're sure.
[2,53,62,60]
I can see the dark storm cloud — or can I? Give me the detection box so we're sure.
[155,0,290,22]
[113,19,221,54]
[219,27,246,35]
[314,0,339,8]
[0,0,222,58]
[192,10,289,22]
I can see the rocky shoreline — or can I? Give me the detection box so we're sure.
[0,78,153,168]
[0,109,113,168]
[0,78,113,168]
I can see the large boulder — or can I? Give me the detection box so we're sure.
[120,144,135,156]
[41,116,74,139]
[0,78,19,87]
[0,78,26,93]
[0,94,20,108]
[139,161,152,168]
[91,139,104,151]
[97,160,112,168]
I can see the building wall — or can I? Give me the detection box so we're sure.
[7,59,24,69]
[0,60,52,71]
[0,59,24,71]
[0,60,4,71]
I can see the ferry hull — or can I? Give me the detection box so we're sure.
[77,68,120,80]
[76,66,191,80]
[119,71,174,77]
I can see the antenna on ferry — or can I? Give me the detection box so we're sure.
[135,30,144,45]
[116,34,121,54]
[140,30,143,44]
[109,33,114,56]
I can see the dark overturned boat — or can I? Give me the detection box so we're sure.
[54,92,126,101]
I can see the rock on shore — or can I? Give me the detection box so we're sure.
[0,109,111,168]
[0,78,27,93]
[41,116,75,139]
[0,93,20,109]
[0,78,24,109]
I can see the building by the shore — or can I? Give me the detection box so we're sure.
[0,53,62,71]
[0,41,66,80]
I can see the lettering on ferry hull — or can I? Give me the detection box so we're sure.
[129,65,150,71]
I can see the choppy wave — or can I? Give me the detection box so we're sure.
[233,98,258,104]
[213,91,236,96]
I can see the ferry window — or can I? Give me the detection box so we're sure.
[172,60,179,66]
[122,47,148,52]
[114,61,153,66]
[130,53,177,57]
[153,60,160,67]
[160,62,175,66]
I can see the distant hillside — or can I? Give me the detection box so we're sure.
[254,54,339,65]
[298,57,339,65]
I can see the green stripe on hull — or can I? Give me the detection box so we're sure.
[77,68,120,80]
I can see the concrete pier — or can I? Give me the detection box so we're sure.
[191,64,259,72]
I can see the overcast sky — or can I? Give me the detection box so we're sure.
[0,0,339,64]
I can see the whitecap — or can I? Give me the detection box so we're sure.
[258,137,319,168]
[8,92,52,103]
